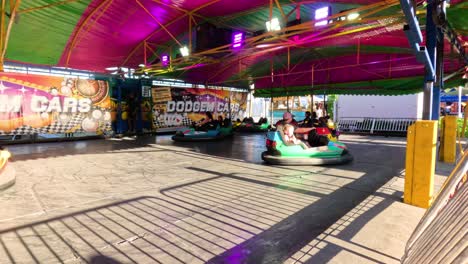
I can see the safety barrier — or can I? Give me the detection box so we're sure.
[337,117,417,135]
[402,151,468,263]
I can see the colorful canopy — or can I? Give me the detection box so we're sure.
[3,0,467,95]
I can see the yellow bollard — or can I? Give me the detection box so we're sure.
[404,121,437,208]
[442,116,457,163]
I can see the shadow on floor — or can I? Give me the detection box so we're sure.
[0,156,403,264]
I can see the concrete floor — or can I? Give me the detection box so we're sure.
[0,134,451,263]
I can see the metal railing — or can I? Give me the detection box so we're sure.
[337,117,417,134]
[402,151,468,263]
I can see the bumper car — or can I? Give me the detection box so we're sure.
[171,125,233,142]
[236,122,270,132]
[311,127,339,142]
[233,121,242,129]
[0,149,15,190]
[261,130,352,165]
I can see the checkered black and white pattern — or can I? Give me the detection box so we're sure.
[153,116,193,128]
[0,107,113,135]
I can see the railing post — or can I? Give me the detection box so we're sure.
[370,118,376,134]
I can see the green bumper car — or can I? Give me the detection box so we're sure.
[236,122,270,133]
[172,125,233,142]
[261,130,353,165]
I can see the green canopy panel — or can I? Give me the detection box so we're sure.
[253,76,466,97]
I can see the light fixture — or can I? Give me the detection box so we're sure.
[161,55,170,66]
[315,6,330,26]
[347,13,360,20]
[180,46,189,57]
[256,44,273,48]
[232,32,244,49]
[138,64,145,67]
[266,17,281,32]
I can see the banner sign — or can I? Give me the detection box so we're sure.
[152,87,247,128]
[0,73,112,135]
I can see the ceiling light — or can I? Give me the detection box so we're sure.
[256,44,273,48]
[315,6,330,26]
[232,32,244,49]
[347,13,360,20]
[180,46,189,57]
[266,17,281,32]
[161,55,170,66]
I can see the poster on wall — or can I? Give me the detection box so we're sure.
[152,86,248,129]
[0,73,112,135]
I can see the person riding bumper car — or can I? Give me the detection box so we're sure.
[172,117,233,142]
[261,125,352,165]
[236,117,270,132]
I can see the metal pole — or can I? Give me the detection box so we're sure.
[333,99,338,123]
[323,93,327,116]
[423,0,437,120]
[228,91,232,120]
[117,79,123,135]
[423,82,433,120]
[458,86,462,118]
[432,28,444,120]
[311,65,314,113]
[248,90,253,117]
[270,96,274,124]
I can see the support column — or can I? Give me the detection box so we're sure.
[116,79,123,135]
[270,96,274,124]
[248,89,254,117]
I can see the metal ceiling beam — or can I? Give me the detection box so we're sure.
[141,11,403,76]
[65,0,113,67]
[135,0,182,46]
[151,0,244,32]
[1,0,21,71]
[121,14,188,66]
[135,0,401,75]
[145,42,161,61]
[0,0,5,58]
[166,12,404,80]
[73,0,113,49]
[18,0,80,14]
[189,0,221,14]
[189,14,192,54]
[207,56,417,85]
[150,0,188,14]
[274,0,287,21]
[123,0,223,68]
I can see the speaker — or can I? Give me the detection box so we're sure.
[195,23,232,53]
[195,23,217,52]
